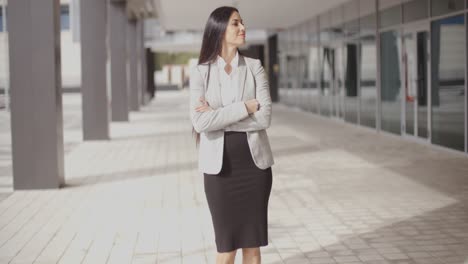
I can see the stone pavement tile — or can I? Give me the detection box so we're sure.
[157,253,182,264]
[381,253,410,261]
[284,257,312,264]
[412,257,446,264]
[333,256,361,263]
[278,248,307,260]
[308,257,338,264]
[357,253,385,262]
[131,253,157,264]
[298,242,322,252]
[406,252,432,258]
[262,252,283,263]
[306,251,332,259]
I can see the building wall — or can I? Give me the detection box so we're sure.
[278,0,468,155]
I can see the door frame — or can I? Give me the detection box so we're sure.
[329,42,346,122]
[400,21,431,144]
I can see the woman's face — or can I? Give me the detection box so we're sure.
[223,11,246,48]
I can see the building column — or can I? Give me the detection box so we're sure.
[80,0,110,140]
[108,1,129,121]
[7,0,64,189]
[127,19,140,111]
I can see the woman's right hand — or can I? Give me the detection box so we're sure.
[244,99,259,114]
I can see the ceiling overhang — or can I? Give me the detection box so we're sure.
[152,0,349,31]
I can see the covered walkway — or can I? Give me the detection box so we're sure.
[0,91,468,263]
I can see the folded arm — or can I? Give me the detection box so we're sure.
[189,65,249,133]
[225,59,272,132]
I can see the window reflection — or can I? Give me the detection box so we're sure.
[344,18,359,124]
[380,30,402,135]
[308,24,320,113]
[320,29,333,116]
[431,15,465,151]
[360,14,377,129]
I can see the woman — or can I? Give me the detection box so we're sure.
[189,6,275,264]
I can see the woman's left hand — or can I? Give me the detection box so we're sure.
[195,97,213,112]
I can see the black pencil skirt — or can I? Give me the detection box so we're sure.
[204,131,273,253]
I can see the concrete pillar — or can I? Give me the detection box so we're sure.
[108,1,129,121]
[7,0,65,189]
[127,19,140,111]
[80,0,110,140]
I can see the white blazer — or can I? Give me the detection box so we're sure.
[189,55,275,174]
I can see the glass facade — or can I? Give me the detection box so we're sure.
[360,13,377,128]
[278,0,468,154]
[0,7,3,32]
[380,30,401,135]
[308,19,320,113]
[343,16,359,124]
[431,15,465,151]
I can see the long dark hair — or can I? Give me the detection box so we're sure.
[192,6,243,146]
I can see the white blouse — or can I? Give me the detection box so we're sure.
[216,51,239,107]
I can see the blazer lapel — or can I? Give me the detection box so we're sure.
[237,55,247,102]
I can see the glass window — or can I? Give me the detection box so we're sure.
[60,5,70,31]
[320,29,333,117]
[278,32,287,89]
[360,14,377,128]
[403,0,428,23]
[0,7,3,32]
[380,30,402,135]
[431,0,464,17]
[344,20,359,124]
[319,12,333,116]
[431,15,465,151]
[308,20,320,113]
[299,23,308,90]
[334,26,346,119]
[379,5,401,28]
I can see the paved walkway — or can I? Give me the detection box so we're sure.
[0,90,468,264]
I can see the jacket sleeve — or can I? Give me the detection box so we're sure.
[189,65,250,133]
[224,59,272,131]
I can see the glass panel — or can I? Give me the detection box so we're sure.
[334,33,345,119]
[279,32,288,89]
[60,5,70,31]
[379,6,401,28]
[360,14,377,128]
[380,30,402,135]
[417,31,429,139]
[319,12,332,116]
[344,44,359,124]
[299,24,308,90]
[402,32,415,135]
[431,0,464,17]
[0,7,3,32]
[308,22,320,113]
[320,30,333,116]
[431,15,465,151]
[403,0,428,23]
[344,18,359,124]
[298,23,309,111]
